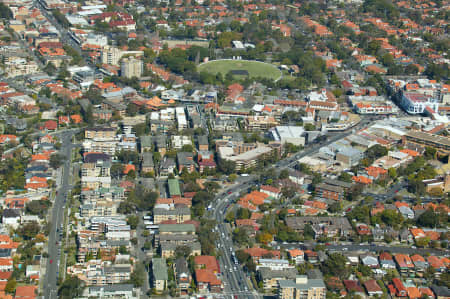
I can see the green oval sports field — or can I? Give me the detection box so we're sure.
[197,59,282,81]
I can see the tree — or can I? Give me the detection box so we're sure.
[225,211,235,223]
[228,173,238,182]
[111,163,125,178]
[181,144,194,152]
[16,222,40,239]
[380,209,403,226]
[82,104,94,125]
[218,159,236,175]
[52,10,70,28]
[279,169,289,180]
[417,209,439,228]
[304,224,315,240]
[58,276,85,298]
[328,202,342,213]
[127,215,139,229]
[5,278,16,294]
[50,153,65,169]
[415,237,430,248]
[388,168,397,179]
[232,228,249,245]
[424,147,437,160]
[175,245,192,258]
[44,62,57,75]
[321,253,349,279]
[0,3,12,19]
[143,241,152,250]
[57,65,70,81]
[237,208,251,219]
[129,264,145,287]
[26,200,51,217]
[366,144,388,162]
[119,245,128,254]
[338,172,352,183]
[256,232,273,244]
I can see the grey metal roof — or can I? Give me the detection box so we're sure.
[152,258,168,280]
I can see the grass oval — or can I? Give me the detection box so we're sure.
[197,59,282,81]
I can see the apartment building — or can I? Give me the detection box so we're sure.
[121,57,142,78]
[85,127,116,140]
[278,275,326,299]
[101,45,143,66]
[315,183,344,201]
[244,115,278,131]
[153,206,191,224]
[152,258,168,292]
[82,139,117,156]
[218,142,281,170]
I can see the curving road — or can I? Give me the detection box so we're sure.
[206,117,378,298]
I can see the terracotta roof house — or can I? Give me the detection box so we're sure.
[15,285,37,299]
[364,279,383,296]
[194,256,220,273]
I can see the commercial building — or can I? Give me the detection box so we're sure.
[399,92,439,114]
[271,126,305,146]
[402,130,450,154]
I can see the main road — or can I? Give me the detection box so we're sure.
[207,116,377,298]
[43,130,78,299]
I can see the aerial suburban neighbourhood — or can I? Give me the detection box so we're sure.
[0,0,447,297]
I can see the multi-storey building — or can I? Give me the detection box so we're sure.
[278,276,326,299]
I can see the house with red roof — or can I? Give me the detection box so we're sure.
[0,135,18,145]
[288,249,304,264]
[244,247,280,263]
[123,164,135,175]
[364,279,383,297]
[0,258,13,272]
[194,256,220,273]
[343,280,364,296]
[356,223,371,236]
[259,185,281,199]
[195,269,223,294]
[15,285,37,299]
[389,278,407,297]
[235,219,259,232]
[394,254,414,276]
[43,120,57,131]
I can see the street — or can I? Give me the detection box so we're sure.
[136,213,151,297]
[43,130,77,299]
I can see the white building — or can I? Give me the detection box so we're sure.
[270,126,305,146]
[175,107,187,130]
[85,33,108,47]
[400,92,439,114]
[257,259,293,271]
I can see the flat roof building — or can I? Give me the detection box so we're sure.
[402,130,450,154]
